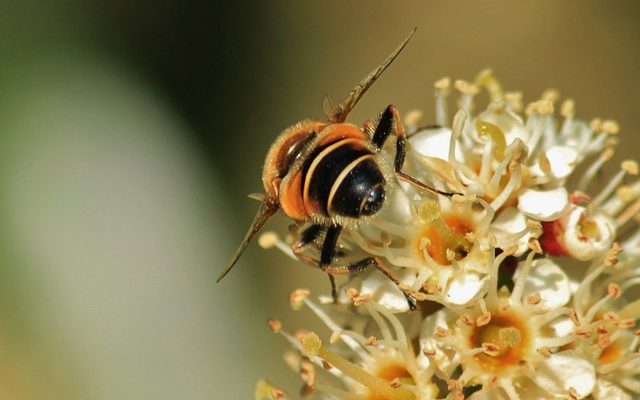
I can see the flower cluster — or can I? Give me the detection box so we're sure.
[256,71,640,399]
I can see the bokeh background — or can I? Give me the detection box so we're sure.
[0,1,638,399]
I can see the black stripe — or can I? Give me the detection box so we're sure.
[304,142,371,215]
[330,158,385,218]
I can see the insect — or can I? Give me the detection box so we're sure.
[216,28,454,309]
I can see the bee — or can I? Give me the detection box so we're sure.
[216,28,454,309]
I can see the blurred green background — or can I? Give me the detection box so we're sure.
[0,1,638,399]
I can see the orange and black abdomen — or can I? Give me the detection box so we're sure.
[302,138,386,219]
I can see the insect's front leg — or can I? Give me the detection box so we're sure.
[373,105,456,198]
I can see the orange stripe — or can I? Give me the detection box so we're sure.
[279,170,307,221]
[316,123,368,148]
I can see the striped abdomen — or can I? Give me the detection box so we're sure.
[301,137,386,219]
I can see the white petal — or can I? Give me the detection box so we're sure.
[444,272,485,306]
[533,351,596,398]
[409,127,462,161]
[356,272,411,312]
[518,187,570,221]
[492,207,527,234]
[517,258,571,310]
[545,145,579,179]
[593,379,632,400]
[563,207,616,261]
[491,207,531,255]
[548,316,574,338]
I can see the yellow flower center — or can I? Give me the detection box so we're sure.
[469,313,529,371]
[577,212,601,241]
[366,364,415,400]
[414,203,472,266]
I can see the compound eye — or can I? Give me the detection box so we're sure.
[361,185,385,216]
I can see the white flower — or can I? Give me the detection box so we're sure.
[421,243,595,399]
[273,290,442,400]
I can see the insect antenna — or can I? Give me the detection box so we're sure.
[216,200,279,283]
[326,27,417,123]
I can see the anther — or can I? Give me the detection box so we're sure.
[569,308,580,326]
[435,327,450,337]
[460,313,475,326]
[602,119,620,135]
[423,348,436,357]
[598,334,611,350]
[575,327,592,338]
[525,293,542,305]
[259,232,279,249]
[561,99,575,117]
[268,319,282,333]
[622,160,639,175]
[528,238,543,254]
[482,342,501,357]
[477,311,492,327]
[289,288,310,310]
[505,91,523,112]
[603,311,621,325]
[352,294,371,306]
[365,336,378,346]
[404,110,423,127]
[620,319,636,329]
[454,79,479,95]
[434,77,451,91]
[537,347,552,358]
[300,360,316,388]
[346,288,360,300]
[608,283,622,299]
[541,89,560,102]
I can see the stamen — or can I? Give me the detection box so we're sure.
[474,69,504,102]
[504,92,523,113]
[434,77,450,127]
[302,298,369,355]
[479,140,495,184]
[301,333,416,400]
[259,231,297,260]
[454,79,479,112]
[590,160,638,211]
[254,379,288,400]
[490,162,521,210]
[577,147,615,192]
[511,249,537,303]
[560,98,575,137]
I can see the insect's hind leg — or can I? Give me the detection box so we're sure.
[320,257,417,311]
[294,223,417,310]
[291,224,343,302]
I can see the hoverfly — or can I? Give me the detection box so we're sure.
[217,28,454,309]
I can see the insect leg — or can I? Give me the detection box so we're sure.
[324,257,417,311]
[320,224,343,302]
[291,224,325,265]
[373,105,457,198]
[297,225,416,309]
